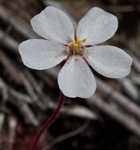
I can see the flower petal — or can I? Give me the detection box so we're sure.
[58,56,96,98]
[85,45,132,78]
[31,6,75,44]
[19,39,67,70]
[77,7,118,45]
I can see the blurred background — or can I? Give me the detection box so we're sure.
[0,0,140,150]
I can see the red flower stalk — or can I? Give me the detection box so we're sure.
[31,93,66,150]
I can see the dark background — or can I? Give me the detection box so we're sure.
[0,0,140,150]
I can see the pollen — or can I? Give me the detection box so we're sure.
[70,38,87,55]
[72,43,78,48]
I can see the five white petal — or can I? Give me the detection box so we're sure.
[19,39,67,70]
[58,56,96,98]
[85,45,132,78]
[31,6,75,44]
[19,6,132,98]
[77,7,118,45]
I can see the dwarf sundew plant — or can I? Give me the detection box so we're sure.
[18,6,132,150]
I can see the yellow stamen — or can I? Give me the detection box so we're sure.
[81,38,87,43]
[70,38,87,55]
[77,40,81,45]
[72,43,78,48]
[72,38,87,48]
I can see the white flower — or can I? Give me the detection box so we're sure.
[19,6,132,98]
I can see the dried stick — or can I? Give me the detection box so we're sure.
[0,50,22,84]
[20,72,45,109]
[7,117,17,150]
[0,113,5,131]
[131,75,140,85]
[0,77,8,101]
[48,99,98,120]
[0,7,37,39]
[45,121,90,150]
[0,30,18,52]
[9,88,32,103]
[89,95,140,137]
[96,78,140,119]
[23,70,49,107]
[118,78,138,101]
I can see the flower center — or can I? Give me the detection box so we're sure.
[69,38,87,56]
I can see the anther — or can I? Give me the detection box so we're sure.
[82,38,87,43]
[72,43,78,48]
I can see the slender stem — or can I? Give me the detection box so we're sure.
[31,93,66,150]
